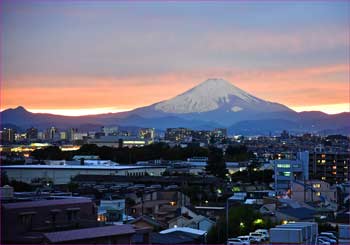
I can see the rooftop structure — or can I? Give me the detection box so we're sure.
[2,164,166,184]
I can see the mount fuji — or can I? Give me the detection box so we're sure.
[1,78,349,134]
[129,78,294,125]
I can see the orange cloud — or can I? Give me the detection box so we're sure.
[1,64,348,114]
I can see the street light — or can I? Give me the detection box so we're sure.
[240,222,245,228]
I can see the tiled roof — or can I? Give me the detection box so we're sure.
[278,207,317,219]
[129,215,162,227]
[2,198,91,209]
[150,232,195,244]
[44,225,135,243]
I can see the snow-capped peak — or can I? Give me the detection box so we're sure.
[154,78,260,113]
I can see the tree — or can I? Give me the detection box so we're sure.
[225,145,253,162]
[1,171,10,186]
[31,146,64,160]
[206,147,227,178]
[207,205,276,244]
[67,181,79,192]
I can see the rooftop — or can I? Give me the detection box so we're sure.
[44,224,135,243]
[1,164,165,170]
[160,227,207,236]
[150,232,196,244]
[2,197,91,210]
[277,207,317,219]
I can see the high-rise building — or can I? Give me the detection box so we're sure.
[69,128,78,142]
[272,151,309,195]
[309,150,349,184]
[26,127,38,140]
[191,130,211,143]
[47,126,57,140]
[0,128,16,143]
[60,131,68,140]
[139,128,155,140]
[165,128,192,142]
[102,126,119,136]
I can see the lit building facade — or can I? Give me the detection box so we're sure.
[165,128,192,142]
[309,151,349,184]
[273,151,309,195]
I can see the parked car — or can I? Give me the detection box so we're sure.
[317,237,331,245]
[149,184,161,189]
[255,229,269,240]
[249,232,264,242]
[320,232,338,241]
[164,185,179,190]
[227,238,247,245]
[318,236,337,245]
[236,236,251,245]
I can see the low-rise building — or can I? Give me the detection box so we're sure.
[291,180,337,207]
[43,224,136,244]
[1,197,97,243]
[2,164,167,185]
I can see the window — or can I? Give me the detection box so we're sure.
[66,208,80,222]
[332,166,337,170]
[316,192,321,196]
[19,211,36,226]
[280,172,291,177]
[321,177,326,180]
[277,164,290,168]
[313,184,321,188]
[50,209,61,224]
[332,171,336,175]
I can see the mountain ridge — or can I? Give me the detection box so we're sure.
[1,79,349,135]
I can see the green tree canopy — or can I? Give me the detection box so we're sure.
[206,147,227,178]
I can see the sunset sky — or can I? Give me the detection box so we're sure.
[1,1,349,116]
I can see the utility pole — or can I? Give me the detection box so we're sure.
[226,198,229,240]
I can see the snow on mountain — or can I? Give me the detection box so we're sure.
[155,78,263,113]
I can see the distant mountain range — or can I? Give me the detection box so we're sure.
[1,78,349,135]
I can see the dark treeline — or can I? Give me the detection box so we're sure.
[31,143,208,164]
[225,145,254,162]
[30,143,253,165]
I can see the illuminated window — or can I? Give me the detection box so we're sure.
[321,160,326,164]
[277,164,291,168]
[317,160,321,163]
[313,184,321,188]
[281,172,291,177]
[321,154,326,158]
[316,192,321,196]
[332,171,336,175]
[332,166,337,170]
[321,177,326,180]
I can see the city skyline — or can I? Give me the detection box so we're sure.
[1,1,349,116]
